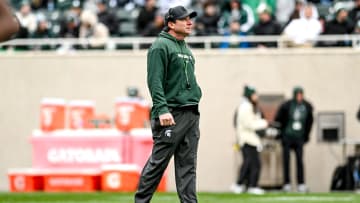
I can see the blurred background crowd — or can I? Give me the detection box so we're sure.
[7,0,360,49]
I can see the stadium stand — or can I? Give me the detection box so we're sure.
[1,0,359,51]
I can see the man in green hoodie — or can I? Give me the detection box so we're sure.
[135,6,202,203]
[275,86,313,193]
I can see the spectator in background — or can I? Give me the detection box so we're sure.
[219,0,255,35]
[58,5,81,52]
[218,0,255,48]
[96,0,119,36]
[79,10,109,49]
[230,85,268,195]
[282,4,322,47]
[136,0,158,36]
[59,12,81,38]
[275,86,313,193]
[32,13,54,50]
[286,0,319,25]
[15,1,37,38]
[195,1,220,36]
[349,0,360,24]
[252,4,282,48]
[32,13,53,38]
[0,0,20,42]
[299,1,319,19]
[241,0,276,23]
[141,13,164,36]
[357,105,360,121]
[287,0,306,23]
[321,8,354,47]
[276,0,295,26]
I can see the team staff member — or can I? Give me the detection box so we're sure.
[0,0,19,42]
[135,6,202,203]
[275,86,313,193]
[231,85,268,195]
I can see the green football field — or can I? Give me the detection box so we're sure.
[0,192,359,203]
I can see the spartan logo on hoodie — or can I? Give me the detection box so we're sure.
[285,103,308,138]
[177,53,193,61]
[164,129,172,138]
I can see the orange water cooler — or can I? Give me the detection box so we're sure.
[42,169,101,192]
[40,98,66,132]
[8,168,44,192]
[114,97,150,131]
[68,100,95,129]
[101,164,140,192]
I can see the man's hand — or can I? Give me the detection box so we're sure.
[159,113,176,126]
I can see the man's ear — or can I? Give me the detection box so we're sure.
[168,21,175,29]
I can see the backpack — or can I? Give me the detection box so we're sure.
[330,165,347,191]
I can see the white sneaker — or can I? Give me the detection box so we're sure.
[283,184,292,192]
[247,187,265,195]
[297,184,308,193]
[230,183,245,194]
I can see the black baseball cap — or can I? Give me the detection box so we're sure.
[163,6,197,30]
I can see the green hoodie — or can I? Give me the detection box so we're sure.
[147,31,202,119]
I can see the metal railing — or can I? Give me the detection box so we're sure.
[1,34,360,51]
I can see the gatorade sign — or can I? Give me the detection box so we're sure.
[31,132,125,168]
[47,148,121,164]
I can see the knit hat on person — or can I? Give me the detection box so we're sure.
[163,6,197,31]
[293,86,304,99]
[256,2,272,14]
[244,85,256,99]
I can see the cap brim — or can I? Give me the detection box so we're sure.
[177,11,197,20]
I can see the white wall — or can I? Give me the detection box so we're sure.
[0,49,359,192]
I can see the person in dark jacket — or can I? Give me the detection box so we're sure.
[96,0,119,36]
[136,0,158,36]
[252,5,282,47]
[195,1,220,36]
[0,0,19,42]
[349,0,360,25]
[321,8,354,47]
[142,14,164,37]
[275,86,313,193]
[135,6,202,203]
[357,106,360,121]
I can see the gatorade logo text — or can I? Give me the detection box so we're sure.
[47,148,121,164]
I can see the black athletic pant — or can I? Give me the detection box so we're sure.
[135,107,200,203]
[282,137,304,185]
[236,144,261,187]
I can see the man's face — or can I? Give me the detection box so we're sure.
[296,92,304,103]
[259,12,271,23]
[304,6,313,19]
[97,3,106,12]
[250,93,258,104]
[169,16,194,37]
[337,10,348,22]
